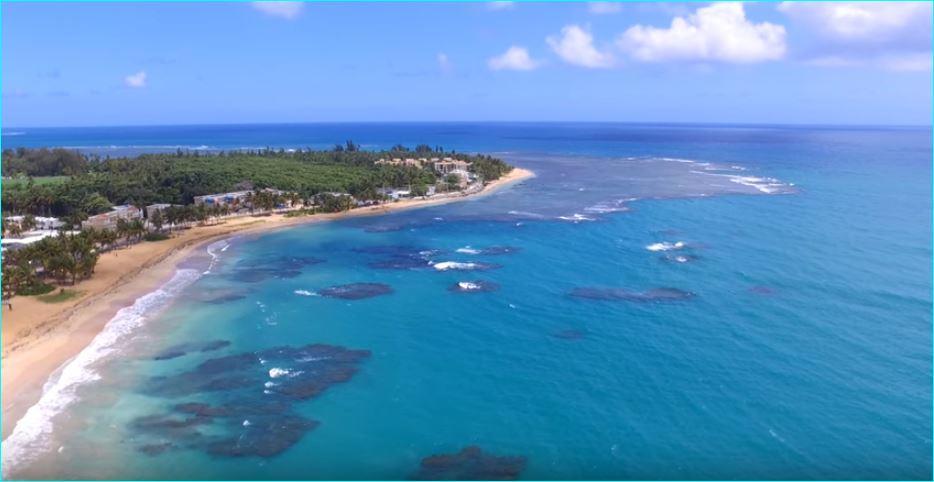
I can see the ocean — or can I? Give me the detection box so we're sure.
[2,123,931,480]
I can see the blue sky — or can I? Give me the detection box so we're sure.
[2,1,931,127]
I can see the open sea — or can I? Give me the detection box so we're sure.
[1,123,931,480]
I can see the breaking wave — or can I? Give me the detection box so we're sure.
[1,268,201,478]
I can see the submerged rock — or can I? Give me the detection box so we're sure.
[319,283,394,300]
[569,287,696,302]
[412,446,527,480]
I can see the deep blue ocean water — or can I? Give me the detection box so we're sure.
[2,123,931,480]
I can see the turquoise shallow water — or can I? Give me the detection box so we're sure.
[2,124,931,479]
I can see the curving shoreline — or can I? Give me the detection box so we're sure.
[1,167,535,441]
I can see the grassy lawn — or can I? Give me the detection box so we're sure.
[37,289,83,303]
[2,175,70,187]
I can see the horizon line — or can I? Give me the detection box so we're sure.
[4,120,932,131]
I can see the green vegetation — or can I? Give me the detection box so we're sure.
[1,144,514,300]
[3,175,70,188]
[2,145,511,218]
[143,231,170,242]
[37,289,82,303]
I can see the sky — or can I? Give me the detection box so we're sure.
[2,1,932,127]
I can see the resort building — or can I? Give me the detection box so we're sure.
[193,188,287,209]
[376,158,429,168]
[193,190,252,208]
[433,158,470,174]
[5,215,63,231]
[145,203,177,219]
[81,205,143,230]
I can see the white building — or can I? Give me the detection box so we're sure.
[82,205,142,231]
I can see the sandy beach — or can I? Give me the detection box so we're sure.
[1,167,534,439]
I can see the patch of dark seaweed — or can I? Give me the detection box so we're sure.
[319,283,393,300]
[448,281,500,293]
[569,287,696,302]
[412,446,527,480]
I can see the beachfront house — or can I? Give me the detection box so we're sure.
[81,205,143,230]
[377,187,412,201]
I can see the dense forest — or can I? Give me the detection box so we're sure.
[1,144,513,217]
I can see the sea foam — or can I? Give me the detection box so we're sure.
[1,268,201,478]
[646,241,685,252]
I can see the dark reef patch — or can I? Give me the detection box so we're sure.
[152,340,231,361]
[205,415,320,458]
[230,256,323,283]
[138,442,175,456]
[133,343,369,459]
[412,446,527,480]
[355,245,439,271]
[198,291,249,304]
[569,287,696,302]
[319,283,394,300]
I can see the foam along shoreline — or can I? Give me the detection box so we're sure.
[0,167,535,452]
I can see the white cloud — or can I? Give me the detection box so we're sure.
[488,46,540,71]
[588,2,622,15]
[487,2,515,11]
[618,3,786,63]
[546,25,614,68]
[124,71,147,88]
[437,53,453,75]
[251,2,304,20]
[778,2,930,47]
[778,2,931,71]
